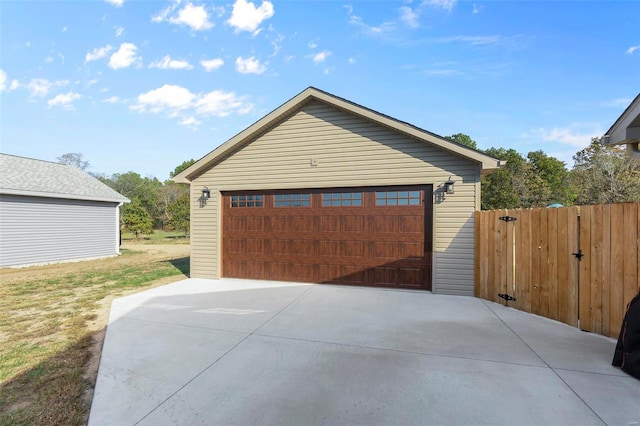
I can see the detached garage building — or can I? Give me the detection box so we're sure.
[174,87,502,295]
[0,154,129,267]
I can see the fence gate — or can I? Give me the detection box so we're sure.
[475,202,639,338]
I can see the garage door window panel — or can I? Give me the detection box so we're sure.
[322,192,363,207]
[231,195,264,208]
[376,191,420,206]
[275,193,310,207]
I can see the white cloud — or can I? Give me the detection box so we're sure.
[531,126,603,148]
[130,84,253,123]
[423,68,461,76]
[200,58,224,72]
[0,73,17,93]
[105,0,123,7]
[62,26,68,32]
[235,56,266,74]
[45,56,55,63]
[86,45,113,63]
[27,78,59,97]
[422,0,457,12]
[348,57,356,65]
[180,116,201,128]
[626,45,640,55]
[149,55,193,70]
[47,92,82,109]
[399,6,419,28]
[308,41,318,49]
[103,96,122,103]
[602,98,632,108]
[472,3,481,14]
[108,43,141,69]
[435,35,501,45]
[312,50,331,64]
[348,11,395,36]
[153,2,213,31]
[131,84,195,114]
[0,69,6,92]
[114,25,125,37]
[195,90,253,115]
[227,0,274,34]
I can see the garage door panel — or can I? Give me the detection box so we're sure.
[398,242,423,258]
[341,240,365,258]
[374,267,397,286]
[222,186,432,290]
[373,216,396,233]
[246,239,264,254]
[373,241,397,259]
[399,268,424,288]
[342,216,365,232]
[320,240,340,257]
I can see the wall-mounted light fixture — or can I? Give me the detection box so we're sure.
[201,186,211,199]
[444,177,455,195]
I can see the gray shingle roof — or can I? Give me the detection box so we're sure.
[0,154,129,203]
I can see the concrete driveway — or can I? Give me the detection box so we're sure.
[89,279,639,426]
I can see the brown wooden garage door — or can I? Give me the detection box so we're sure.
[222,185,432,290]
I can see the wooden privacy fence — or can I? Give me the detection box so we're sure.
[475,202,639,338]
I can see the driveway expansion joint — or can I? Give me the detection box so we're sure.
[252,332,550,369]
[481,299,608,425]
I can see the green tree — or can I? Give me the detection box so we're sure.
[527,150,575,207]
[161,181,189,228]
[445,133,478,150]
[170,159,196,178]
[102,172,164,228]
[57,152,89,171]
[481,147,529,209]
[571,138,640,205]
[121,198,153,238]
[167,192,190,235]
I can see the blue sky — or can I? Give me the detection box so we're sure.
[1,0,638,180]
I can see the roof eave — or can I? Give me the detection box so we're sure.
[174,87,504,182]
[603,93,640,145]
[0,188,130,203]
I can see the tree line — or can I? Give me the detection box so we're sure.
[58,137,639,236]
[58,153,194,238]
[445,134,640,210]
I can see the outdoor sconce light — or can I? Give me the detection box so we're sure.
[201,186,210,199]
[444,177,455,195]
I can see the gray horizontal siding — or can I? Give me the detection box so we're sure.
[0,195,119,267]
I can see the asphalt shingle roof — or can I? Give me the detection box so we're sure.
[0,154,129,203]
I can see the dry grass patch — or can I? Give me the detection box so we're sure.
[0,241,189,426]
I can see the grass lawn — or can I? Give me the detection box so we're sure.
[0,237,189,425]
[121,229,188,242]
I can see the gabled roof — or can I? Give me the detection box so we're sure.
[174,87,503,183]
[603,93,640,160]
[0,154,130,203]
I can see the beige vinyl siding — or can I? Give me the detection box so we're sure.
[189,184,219,279]
[190,101,480,295]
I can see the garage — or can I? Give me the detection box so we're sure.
[222,186,433,289]
[174,87,502,295]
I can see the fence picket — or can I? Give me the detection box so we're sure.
[475,202,639,338]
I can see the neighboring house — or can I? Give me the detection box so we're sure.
[603,93,640,161]
[0,154,129,267]
[174,87,502,295]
